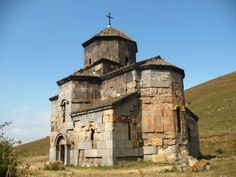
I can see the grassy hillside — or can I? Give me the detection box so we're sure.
[185,71,236,156]
[185,71,236,132]
[16,136,50,157]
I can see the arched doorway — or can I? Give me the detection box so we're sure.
[55,134,70,165]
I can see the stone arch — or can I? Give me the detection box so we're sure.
[174,105,185,133]
[60,100,67,122]
[54,133,69,147]
[88,121,97,149]
[173,105,185,112]
[176,107,181,132]
[54,133,71,165]
[125,57,129,65]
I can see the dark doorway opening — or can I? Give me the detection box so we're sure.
[177,107,181,132]
[60,145,65,162]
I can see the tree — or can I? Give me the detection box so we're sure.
[0,122,19,177]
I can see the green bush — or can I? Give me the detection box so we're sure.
[0,122,20,177]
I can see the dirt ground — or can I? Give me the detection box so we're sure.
[18,155,236,177]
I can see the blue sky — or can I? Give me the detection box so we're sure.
[0,0,235,143]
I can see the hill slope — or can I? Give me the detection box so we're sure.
[185,71,236,156]
[16,136,50,157]
[185,71,236,132]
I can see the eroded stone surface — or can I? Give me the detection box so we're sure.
[49,26,200,166]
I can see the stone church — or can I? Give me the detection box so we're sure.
[49,24,200,166]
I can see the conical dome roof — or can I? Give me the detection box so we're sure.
[82,26,136,47]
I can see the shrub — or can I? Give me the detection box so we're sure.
[43,161,65,171]
[215,148,224,154]
[0,122,20,177]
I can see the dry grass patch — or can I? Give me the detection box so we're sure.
[18,155,236,177]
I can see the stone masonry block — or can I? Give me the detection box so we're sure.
[151,80,170,88]
[96,141,105,149]
[84,149,102,157]
[142,97,152,104]
[152,138,163,146]
[104,123,113,131]
[96,123,104,133]
[114,122,128,132]
[100,132,112,140]
[78,141,92,150]
[105,140,113,149]
[143,146,157,155]
[66,121,74,130]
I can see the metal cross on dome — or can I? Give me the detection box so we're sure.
[106,13,113,26]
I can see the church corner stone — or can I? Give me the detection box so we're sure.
[49,25,200,166]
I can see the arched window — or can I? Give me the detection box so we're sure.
[188,128,191,142]
[176,107,181,132]
[125,57,129,65]
[91,128,96,149]
[127,122,131,140]
[89,58,92,65]
[90,129,95,141]
[61,100,67,123]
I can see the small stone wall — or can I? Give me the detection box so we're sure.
[73,109,115,166]
[186,113,200,158]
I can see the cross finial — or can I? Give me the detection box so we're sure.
[106,13,113,27]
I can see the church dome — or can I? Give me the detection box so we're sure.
[82,26,138,68]
[82,26,136,48]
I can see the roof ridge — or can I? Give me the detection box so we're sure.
[71,91,138,115]
[82,26,136,47]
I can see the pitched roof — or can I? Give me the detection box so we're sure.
[186,107,199,121]
[138,56,177,67]
[71,91,138,116]
[56,56,185,86]
[101,56,185,80]
[94,26,133,40]
[82,26,136,47]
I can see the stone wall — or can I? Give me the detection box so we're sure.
[139,69,186,162]
[186,113,200,158]
[71,80,101,104]
[49,64,195,166]
[101,70,138,100]
[88,62,120,75]
[49,98,59,161]
[112,96,143,163]
[50,81,74,150]
[72,109,115,166]
[84,39,136,67]
[118,40,136,65]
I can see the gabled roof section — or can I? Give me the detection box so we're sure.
[82,26,136,47]
[186,107,199,121]
[57,75,101,86]
[138,56,177,67]
[71,91,138,116]
[49,95,58,102]
[56,56,184,86]
[101,56,185,80]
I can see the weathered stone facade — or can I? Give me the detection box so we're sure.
[49,26,200,166]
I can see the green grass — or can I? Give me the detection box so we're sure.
[185,71,236,157]
[200,132,236,157]
[185,71,236,133]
